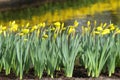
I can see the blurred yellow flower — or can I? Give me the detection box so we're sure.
[12,21,15,24]
[26,23,30,28]
[116,30,120,34]
[22,29,29,34]
[0,30,2,34]
[61,23,64,28]
[2,26,7,31]
[10,24,18,32]
[50,27,55,31]
[68,26,75,35]
[42,34,48,39]
[74,20,79,27]
[93,31,100,34]
[61,23,66,31]
[42,22,45,28]
[101,29,110,35]
[38,22,46,28]
[87,21,90,27]
[32,25,38,30]
[103,23,107,28]
[54,22,61,28]
[19,33,24,36]
[109,24,115,30]
[96,26,103,31]
[54,22,61,32]
[30,28,34,32]
[114,28,120,34]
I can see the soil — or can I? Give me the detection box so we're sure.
[0,66,120,80]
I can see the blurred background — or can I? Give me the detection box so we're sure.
[0,0,119,26]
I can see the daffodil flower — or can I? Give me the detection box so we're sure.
[109,24,115,31]
[32,25,38,30]
[54,22,61,28]
[42,34,48,39]
[22,29,29,34]
[103,23,107,28]
[18,32,24,36]
[10,24,18,32]
[96,26,103,31]
[87,21,90,27]
[74,20,79,27]
[25,22,30,28]
[2,26,7,31]
[54,22,61,33]
[93,31,100,34]
[68,26,75,35]
[101,29,110,35]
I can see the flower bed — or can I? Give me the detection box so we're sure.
[0,20,120,79]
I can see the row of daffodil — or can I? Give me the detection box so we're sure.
[0,20,79,39]
[82,21,120,37]
[0,20,120,79]
[0,20,120,38]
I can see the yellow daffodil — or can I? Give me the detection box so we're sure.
[38,23,42,27]
[68,26,75,35]
[93,31,100,34]
[116,30,120,34]
[0,30,2,34]
[114,28,120,34]
[109,24,115,30]
[32,25,38,30]
[103,23,107,28]
[18,33,24,36]
[12,21,15,25]
[10,24,18,32]
[2,26,7,31]
[42,34,48,39]
[87,21,90,27]
[96,26,103,31]
[60,23,66,32]
[61,23,64,28]
[50,27,55,31]
[74,20,79,27]
[25,23,30,28]
[113,28,120,37]
[54,22,61,28]
[39,22,45,28]
[101,29,110,35]
[54,22,61,32]
[22,29,29,34]
[42,22,45,28]
[30,28,34,32]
